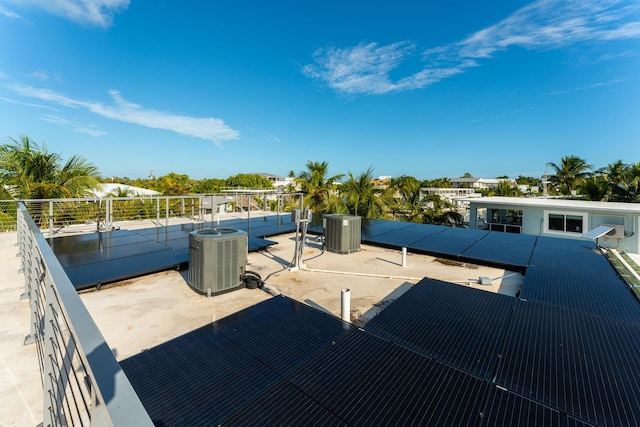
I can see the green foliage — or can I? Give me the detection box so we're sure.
[296,161,343,214]
[154,172,192,196]
[0,135,101,200]
[339,166,386,219]
[192,178,225,193]
[547,155,592,195]
[225,174,274,189]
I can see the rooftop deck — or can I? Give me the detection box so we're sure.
[1,213,520,425]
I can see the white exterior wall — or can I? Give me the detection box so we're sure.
[468,198,640,253]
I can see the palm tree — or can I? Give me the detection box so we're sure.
[599,160,630,201]
[421,194,464,227]
[0,135,101,226]
[387,176,423,222]
[0,135,100,199]
[547,155,592,195]
[490,180,521,197]
[580,176,610,201]
[339,166,386,219]
[296,161,343,214]
[619,162,640,202]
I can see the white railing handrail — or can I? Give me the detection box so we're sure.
[17,202,153,426]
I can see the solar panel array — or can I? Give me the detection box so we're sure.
[49,220,282,289]
[49,215,640,424]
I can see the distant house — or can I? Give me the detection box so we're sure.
[91,183,160,198]
[420,187,480,208]
[451,177,517,190]
[255,173,295,190]
[466,196,640,253]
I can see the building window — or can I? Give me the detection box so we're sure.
[544,211,586,234]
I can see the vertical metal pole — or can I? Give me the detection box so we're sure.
[156,197,160,225]
[210,195,214,226]
[165,197,169,228]
[341,288,351,323]
[49,201,54,236]
[42,277,55,427]
[402,247,407,267]
[247,194,251,235]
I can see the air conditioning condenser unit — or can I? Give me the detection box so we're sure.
[188,228,247,295]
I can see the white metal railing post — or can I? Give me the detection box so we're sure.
[16,202,154,426]
[210,195,214,225]
[42,279,56,427]
[156,197,160,225]
[165,197,169,227]
[49,201,54,236]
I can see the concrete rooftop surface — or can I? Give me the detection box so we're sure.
[0,221,521,426]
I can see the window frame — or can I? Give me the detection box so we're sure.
[543,210,588,235]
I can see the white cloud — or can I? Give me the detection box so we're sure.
[7,84,240,144]
[29,71,49,81]
[40,114,107,136]
[0,6,24,20]
[3,0,129,27]
[304,0,640,95]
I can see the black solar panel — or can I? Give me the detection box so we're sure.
[439,226,490,240]
[460,240,533,268]
[495,300,640,426]
[121,325,282,426]
[122,296,350,426]
[535,235,598,252]
[65,248,186,289]
[224,381,347,426]
[364,278,514,378]
[521,266,640,324]
[361,228,432,247]
[480,230,538,246]
[529,246,617,278]
[288,328,486,426]
[409,234,478,257]
[482,385,562,427]
[213,295,351,376]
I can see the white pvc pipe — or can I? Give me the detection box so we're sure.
[341,288,350,323]
[402,247,407,267]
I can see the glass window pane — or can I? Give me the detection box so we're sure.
[566,215,583,233]
[548,214,565,231]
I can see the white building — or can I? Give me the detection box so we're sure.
[450,177,517,190]
[91,183,160,198]
[466,196,640,253]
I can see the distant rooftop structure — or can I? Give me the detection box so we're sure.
[254,173,295,189]
[91,183,160,198]
[451,177,517,190]
[466,196,640,253]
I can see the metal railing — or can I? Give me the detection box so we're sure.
[17,202,153,426]
[1,193,302,234]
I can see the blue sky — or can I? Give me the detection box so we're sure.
[1,0,638,181]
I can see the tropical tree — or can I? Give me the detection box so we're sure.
[546,155,592,195]
[225,173,273,189]
[155,172,192,195]
[615,162,640,202]
[490,180,521,197]
[296,161,343,214]
[387,175,423,222]
[339,166,386,219]
[421,194,464,227]
[580,175,610,201]
[0,135,100,199]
